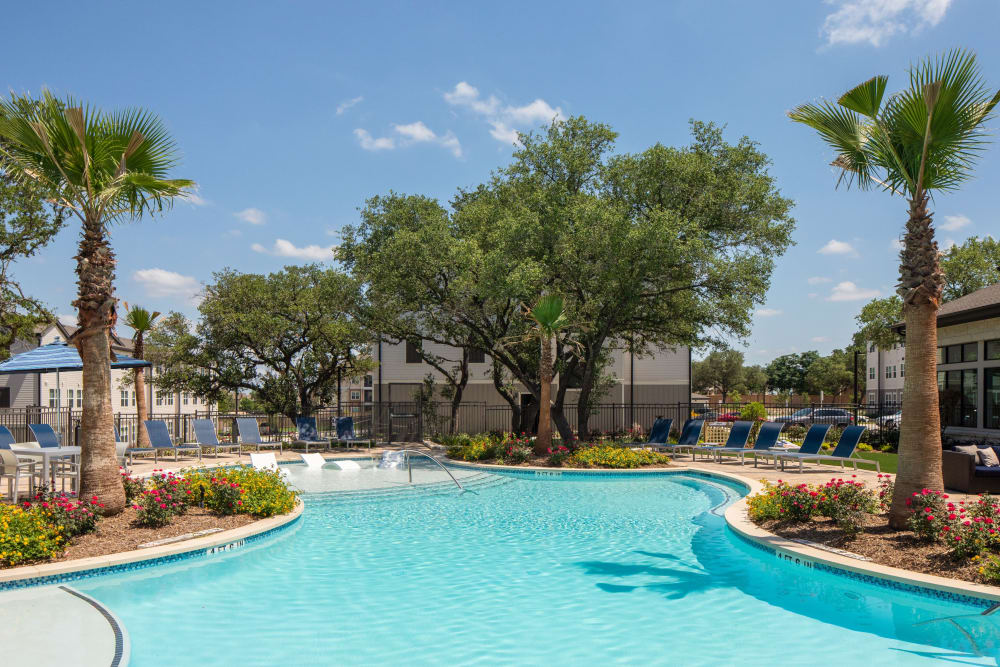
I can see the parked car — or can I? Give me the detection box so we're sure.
[773,408,855,428]
[876,411,902,429]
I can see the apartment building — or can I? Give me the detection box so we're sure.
[354,339,691,408]
[866,282,1000,438]
[0,322,212,440]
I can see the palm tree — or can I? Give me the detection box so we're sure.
[789,50,999,528]
[122,303,160,450]
[0,91,193,514]
[528,295,570,455]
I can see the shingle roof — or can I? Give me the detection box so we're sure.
[937,282,1000,318]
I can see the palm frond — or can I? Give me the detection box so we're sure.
[788,101,877,190]
[837,76,888,118]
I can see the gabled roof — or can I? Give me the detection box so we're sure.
[35,321,134,352]
[892,281,1000,333]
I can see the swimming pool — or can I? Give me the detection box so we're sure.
[75,464,1000,665]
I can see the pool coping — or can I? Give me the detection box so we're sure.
[445,459,1000,608]
[0,499,303,591]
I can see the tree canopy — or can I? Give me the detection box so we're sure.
[941,235,1000,301]
[340,116,794,436]
[764,351,820,395]
[692,349,745,402]
[151,265,374,419]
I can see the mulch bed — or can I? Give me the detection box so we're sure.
[760,514,983,584]
[55,507,256,562]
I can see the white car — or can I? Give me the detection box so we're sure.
[877,411,902,429]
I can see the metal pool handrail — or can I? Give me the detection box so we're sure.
[395,449,465,491]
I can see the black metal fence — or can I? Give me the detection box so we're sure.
[0,400,901,449]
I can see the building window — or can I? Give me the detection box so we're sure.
[131,391,136,407]
[350,390,361,401]
[987,369,1000,430]
[867,391,876,405]
[192,396,198,405]
[869,343,876,353]
[900,362,905,377]
[364,374,373,388]
[0,387,9,409]
[121,390,129,407]
[941,343,977,364]
[364,389,373,403]
[938,369,977,428]
[869,367,875,379]
[885,366,892,379]
[156,391,164,407]
[405,340,422,364]
[167,393,174,406]
[891,365,897,378]
[183,392,190,405]
[48,388,57,408]
[468,347,486,364]
[987,340,1000,361]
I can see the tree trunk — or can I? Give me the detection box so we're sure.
[888,194,945,529]
[535,334,553,455]
[74,216,125,514]
[134,368,150,448]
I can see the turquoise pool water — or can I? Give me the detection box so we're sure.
[76,467,1000,665]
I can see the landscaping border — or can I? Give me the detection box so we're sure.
[0,499,303,591]
[445,458,1000,608]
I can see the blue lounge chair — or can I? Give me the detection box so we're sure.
[755,423,831,470]
[628,417,672,449]
[773,425,872,472]
[295,417,329,453]
[693,420,753,462]
[235,418,283,454]
[123,423,157,465]
[28,423,62,448]
[655,419,704,454]
[334,416,372,449]
[0,425,16,449]
[701,421,783,466]
[193,419,241,458]
[142,420,202,462]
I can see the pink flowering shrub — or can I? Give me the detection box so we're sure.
[907,490,1000,559]
[501,443,531,465]
[21,489,102,537]
[133,487,186,527]
[120,468,144,503]
[204,477,245,515]
[747,476,885,536]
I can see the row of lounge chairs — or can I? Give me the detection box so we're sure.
[634,417,874,471]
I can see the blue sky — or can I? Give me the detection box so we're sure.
[4,0,998,364]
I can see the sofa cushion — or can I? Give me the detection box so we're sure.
[953,445,980,457]
[980,448,1000,467]
[975,466,1000,478]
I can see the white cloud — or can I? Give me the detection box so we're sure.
[355,123,462,158]
[811,336,831,343]
[822,0,954,47]
[183,191,208,206]
[354,128,395,151]
[827,281,881,301]
[940,214,971,231]
[756,308,783,317]
[807,276,832,285]
[251,238,335,261]
[818,239,859,256]
[133,268,201,302]
[235,208,267,225]
[943,238,957,249]
[444,81,563,146]
[889,238,903,252]
[336,96,363,115]
[392,121,463,157]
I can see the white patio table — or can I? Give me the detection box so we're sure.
[9,446,81,486]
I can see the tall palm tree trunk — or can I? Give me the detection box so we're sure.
[535,335,553,455]
[134,367,150,448]
[889,195,944,528]
[74,217,126,514]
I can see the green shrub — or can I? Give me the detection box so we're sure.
[568,445,670,469]
[747,477,882,536]
[0,504,65,566]
[120,469,145,503]
[501,443,531,464]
